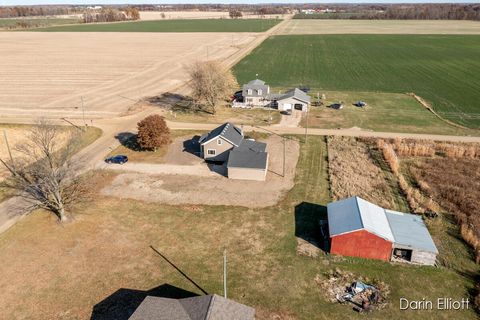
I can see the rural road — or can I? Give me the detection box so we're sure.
[167,121,480,143]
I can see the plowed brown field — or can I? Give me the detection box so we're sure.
[0,32,257,119]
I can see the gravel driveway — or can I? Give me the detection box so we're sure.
[101,135,300,208]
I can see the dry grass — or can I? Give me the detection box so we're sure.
[409,158,480,251]
[374,140,480,310]
[327,136,401,210]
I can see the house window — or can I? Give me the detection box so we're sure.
[217,139,222,145]
[258,89,262,95]
[207,149,216,156]
[247,89,252,95]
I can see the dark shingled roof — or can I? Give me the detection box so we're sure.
[128,294,255,320]
[199,123,243,147]
[227,140,268,169]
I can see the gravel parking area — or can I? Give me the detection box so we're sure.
[101,135,300,208]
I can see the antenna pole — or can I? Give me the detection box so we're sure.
[223,248,227,299]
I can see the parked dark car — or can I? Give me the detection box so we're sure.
[232,90,244,102]
[329,103,344,110]
[299,86,310,93]
[281,110,292,115]
[105,155,128,164]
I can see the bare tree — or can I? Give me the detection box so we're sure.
[0,120,87,222]
[187,61,238,114]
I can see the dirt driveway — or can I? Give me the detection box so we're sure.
[101,135,300,208]
[274,110,303,128]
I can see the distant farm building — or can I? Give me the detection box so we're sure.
[233,79,310,112]
[327,196,438,266]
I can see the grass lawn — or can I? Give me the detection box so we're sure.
[0,135,477,319]
[31,19,280,32]
[108,130,202,164]
[0,17,80,30]
[234,35,480,128]
[301,90,477,135]
[163,104,282,126]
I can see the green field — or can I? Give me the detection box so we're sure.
[31,19,280,32]
[234,35,480,128]
[301,90,477,135]
[0,18,80,30]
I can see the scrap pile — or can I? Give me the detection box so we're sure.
[315,269,389,313]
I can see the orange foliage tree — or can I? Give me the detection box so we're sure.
[137,115,171,151]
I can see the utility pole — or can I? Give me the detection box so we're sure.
[81,96,86,131]
[283,136,286,177]
[305,106,309,144]
[3,130,14,171]
[223,248,227,299]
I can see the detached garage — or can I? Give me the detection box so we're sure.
[227,140,269,181]
[276,88,311,112]
[327,196,438,265]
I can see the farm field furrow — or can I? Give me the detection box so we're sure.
[0,32,258,119]
[234,34,480,128]
[31,18,281,32]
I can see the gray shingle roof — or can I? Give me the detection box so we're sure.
[242,79,269,98]
[247,79,265,86]
[277,88,311,103]
[227,140,268,169]
[199,123,243,147]
[128,294,255,320]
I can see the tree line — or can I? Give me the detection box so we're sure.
[0,6,75,18]
[295,4,480,21]
[83,8,140,23]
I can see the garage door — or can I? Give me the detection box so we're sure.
[294,103,304,111]
[283,103,292,111]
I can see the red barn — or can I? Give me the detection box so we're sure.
[327,197,394,262]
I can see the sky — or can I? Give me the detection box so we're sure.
[1,0,479,5]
